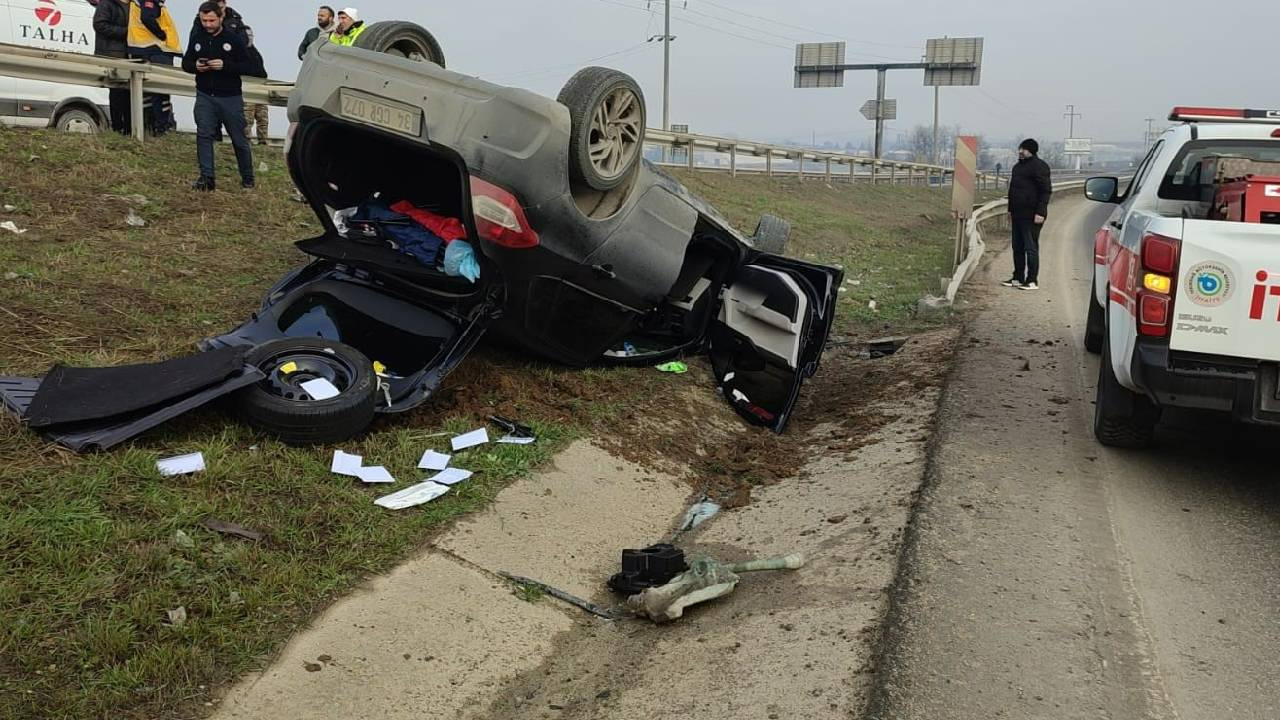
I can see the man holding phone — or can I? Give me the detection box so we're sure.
[181,1,255,191]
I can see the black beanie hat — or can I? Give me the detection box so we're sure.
[1019,138,1039,155]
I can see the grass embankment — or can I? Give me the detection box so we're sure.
[0,127,958,719]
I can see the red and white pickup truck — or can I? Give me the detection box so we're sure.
[1084,106,1280,447]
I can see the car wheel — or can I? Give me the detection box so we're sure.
[54,107,100,134]
[352,21,446,67]
[558,67,646,192]
[1093,334,1158,448]
[752,214,791,255]
[1084,284,1105,354]
[235,338,378,445]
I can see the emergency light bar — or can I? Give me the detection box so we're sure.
[1169,106,1280,123]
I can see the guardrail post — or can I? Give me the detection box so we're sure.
[824,156,831,183]
[890,164,897,185]
[871,162,878,185]
[729,144,737,178]
[686,143,695,171]
[766,151,773,178]
[797,152,803,181]
[129,70,145,142]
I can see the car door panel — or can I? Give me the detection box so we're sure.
[709,256,842,432]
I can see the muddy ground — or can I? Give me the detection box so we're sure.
[211,329,957,719]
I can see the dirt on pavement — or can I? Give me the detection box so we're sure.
[211,331,957,720]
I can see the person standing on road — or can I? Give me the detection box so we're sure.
[92,0,132,135]
[298,6,337,59]
[1003,138,1053,291]
[329,8,366,46]
[182,1,255,192]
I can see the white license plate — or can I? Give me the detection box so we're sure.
[339,89,423,138]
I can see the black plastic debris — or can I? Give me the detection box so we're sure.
[489,414,535,439]
[607,543,689,596]
[866,336,909,359]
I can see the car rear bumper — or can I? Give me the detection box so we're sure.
[1130,340,1280,425]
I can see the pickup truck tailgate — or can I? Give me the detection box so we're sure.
[1172,219,1280,361]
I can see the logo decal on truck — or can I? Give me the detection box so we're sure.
[1249,270,1280,320]
[34,0,62,27]
[1185,261,1234,307]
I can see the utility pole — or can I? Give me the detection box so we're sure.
[1064,104,1082,138]
[662,0,671,132]
[932,85,940,165]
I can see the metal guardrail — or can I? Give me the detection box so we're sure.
[0,42,290,141]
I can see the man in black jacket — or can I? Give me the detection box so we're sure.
[92,0,131,134]
[182,1,255,191]
[1003,138,1053,290]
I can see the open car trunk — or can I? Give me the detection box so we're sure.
[709,255,842,432]
[289,116,486,297]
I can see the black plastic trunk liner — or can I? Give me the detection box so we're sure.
[0,354,264,452]
[25,347,249,427]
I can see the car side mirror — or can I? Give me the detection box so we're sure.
[1084,176,1120,204]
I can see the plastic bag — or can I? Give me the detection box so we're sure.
[443,240,481,282]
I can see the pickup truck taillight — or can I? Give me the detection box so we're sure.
[1137,233,1181,337]
[470,176,539,249]
[1094,227,1110,265]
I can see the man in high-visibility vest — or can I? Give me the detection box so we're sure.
[330,8,366,46]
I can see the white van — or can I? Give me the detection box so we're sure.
[1,0,109,132]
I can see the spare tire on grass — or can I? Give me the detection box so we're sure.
[752,214,791,255]
[352,21,446,67]
[235,338,377,445]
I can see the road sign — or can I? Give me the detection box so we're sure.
[952,135,979,217]
[924,37,983,87]
[859,99,897,121]
[671,124,689,134]
[1064,137,1092,155]
[794,41,846,88]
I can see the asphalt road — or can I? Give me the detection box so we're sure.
[869,194,1280,720]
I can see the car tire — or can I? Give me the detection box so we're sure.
[752,214,791,255]
[54,107,100,134]
[558,67,646,192]
[235,338,378,445]
[1093,334,1159,448]
[1084,284,1105,354]
[352,21,446,67]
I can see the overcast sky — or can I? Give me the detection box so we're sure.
[207,0,1280,148]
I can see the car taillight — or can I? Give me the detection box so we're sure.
[470,176,539,249]
[1138,232,1181,337]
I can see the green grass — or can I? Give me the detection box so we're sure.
[0,127,959,719]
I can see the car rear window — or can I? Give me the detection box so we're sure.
[1159,139,1280,200]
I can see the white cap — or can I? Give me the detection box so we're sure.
[339,7,358,21]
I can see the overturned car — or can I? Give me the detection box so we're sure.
[203,22,843,444]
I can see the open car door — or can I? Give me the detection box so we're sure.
[708,256,842,432]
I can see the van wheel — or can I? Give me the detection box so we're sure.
[1093,335,1159,448]
[558,67,646,192]
[235,338,378,445]
[54,107,100,134]
[752,214,791,254]
[1084,285,1105,354]
[353,21,446,67]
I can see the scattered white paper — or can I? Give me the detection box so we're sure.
[451,428,489,451]
[355,465,396,484]
[125,209,146,227]
[731,389,750,404]
[417,449,452,471]
[301,377,341,400]
[497,435,536,445]
[429,468,473,486]
[375,481,450,510]
[0,221,27,235]
[2,204,16,212]
[157,452,205,477]
[331,450,363,477]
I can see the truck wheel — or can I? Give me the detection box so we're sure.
[558,67,646,192]
[752,214,790,255]
[353,21,446,67]
[1084,286,1105,354]
[235,338,378,445]
[54,107,100,134]
[1093,335,1159,448]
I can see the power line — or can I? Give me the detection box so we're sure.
[696,0,921,50]
[677,4,914,60]
[485,41,657,81]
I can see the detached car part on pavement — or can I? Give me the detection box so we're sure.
[200,21,842,445]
